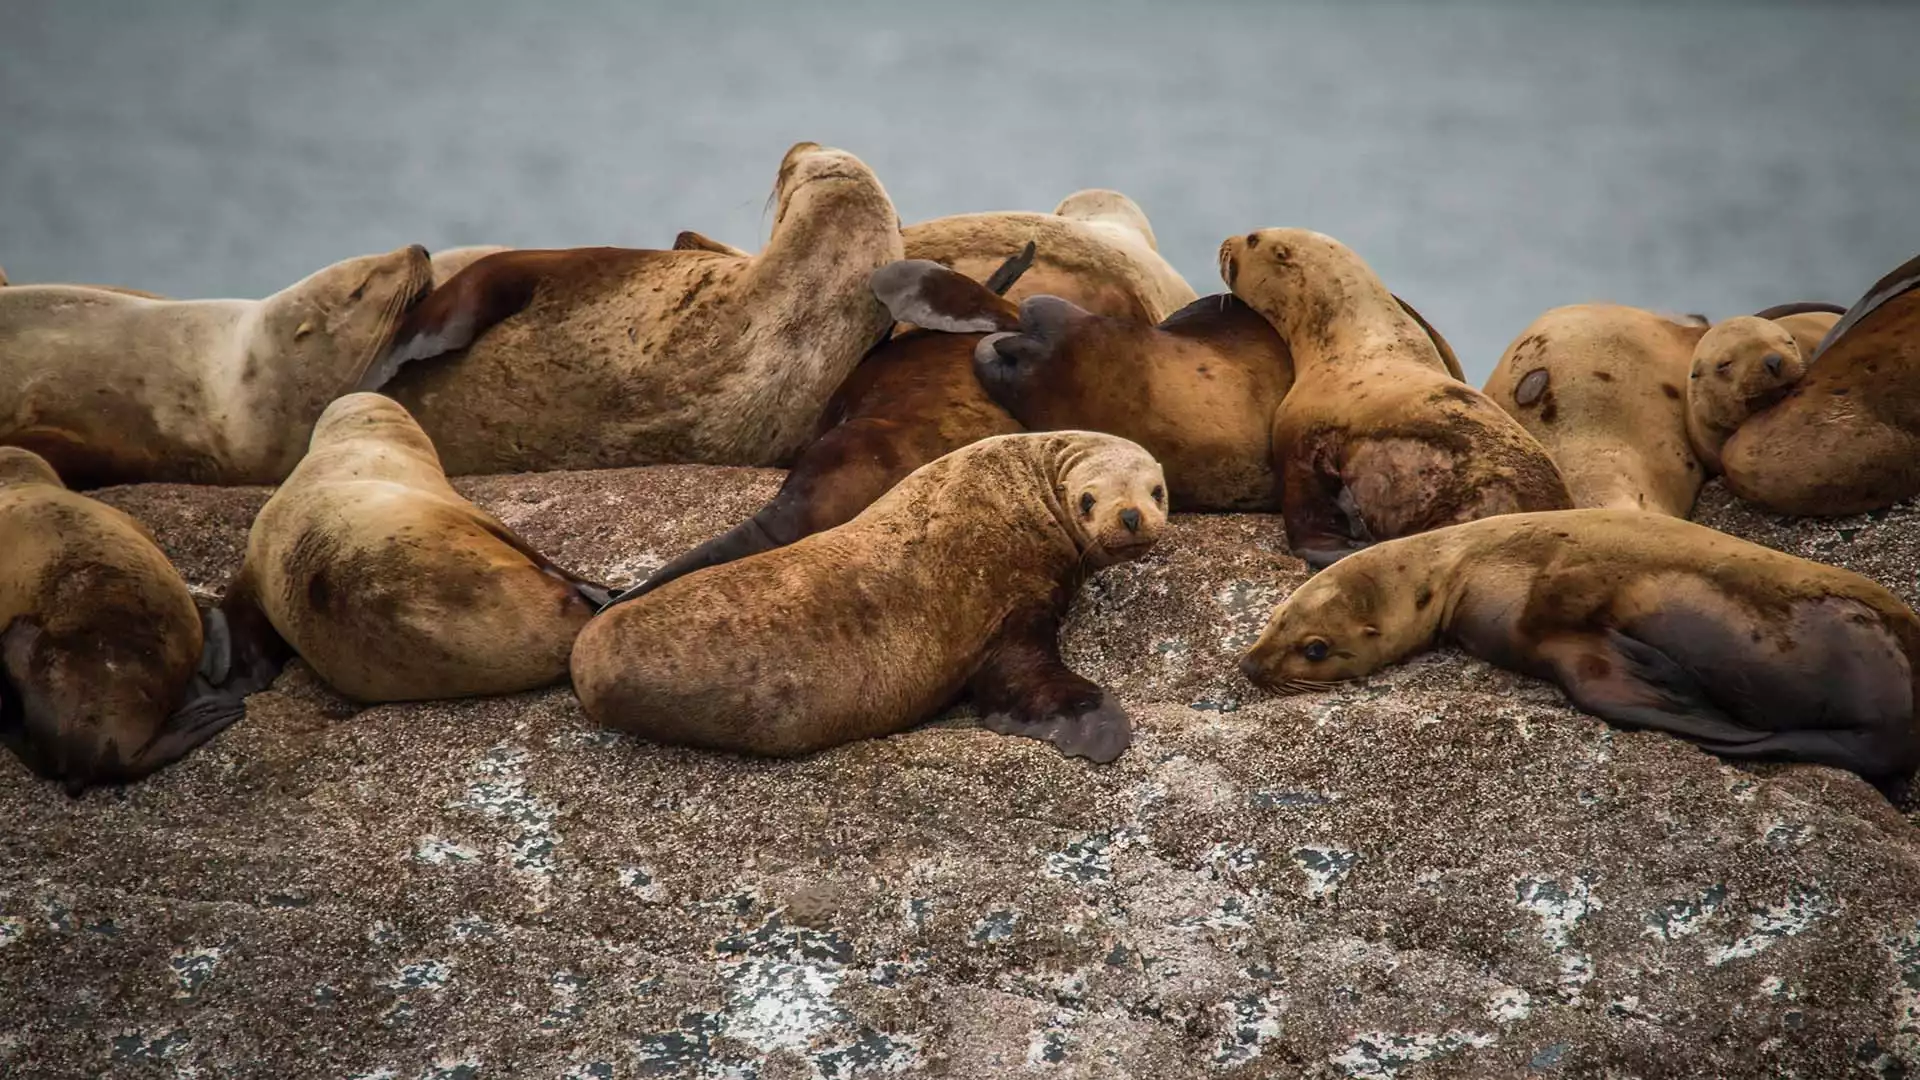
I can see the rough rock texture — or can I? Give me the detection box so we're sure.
[3,472,1920,1078]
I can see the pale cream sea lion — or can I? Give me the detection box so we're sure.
[0,245,433,486]
[1685,303,1844,475]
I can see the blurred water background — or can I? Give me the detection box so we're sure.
[2,0,1916,382]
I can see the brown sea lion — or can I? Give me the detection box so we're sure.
[1219,228,1572,567]
[1239,509,1920,781]
[429,245,511,287]
[1685,303,1845,475]
[366,142,905,474]
[573,432,1167,763]
[1484,304,1707,516]
[672,230,751,257]
[904,190,1197,323]
[621,251,1038,600]
[1720,255,1920,515]
[970,288,1465,512]
[0,447,247,793]
[222,393,609,702]
[0,245,434,487]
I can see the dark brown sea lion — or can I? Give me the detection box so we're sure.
[1239,509,1920,781]
[572,432,1167,763]
[0,246,434,487]
[1219,228,1572,567]
[222,393,608,702]
[1719,254,1920,515]
[1483,304,1707,516]
[0,447,248,793]
[365,142,905,475]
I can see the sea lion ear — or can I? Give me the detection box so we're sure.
[671,230,750,257]
[870,259,1020,333]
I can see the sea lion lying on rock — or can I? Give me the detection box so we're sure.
[572,432,1167,764]
[1685,302,1844,475]
[222,393,609,703]
[1240,508,1920,782]
[0,447,246,793]
[1219,228,1572,567]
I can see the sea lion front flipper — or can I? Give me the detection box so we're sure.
[982,241,1038,296]
[0,619,63,779]
[470,518,615,612]
[129,692,247,776]
[969,607,1132,764]
[671,230,750,257]
[1541,630,1767,747]
[360,248,597,390]
[869,259,1023,334]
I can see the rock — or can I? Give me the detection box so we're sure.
[2,470,1918,1077]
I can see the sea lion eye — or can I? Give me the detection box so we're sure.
[1302,638,1330,662]
[1079,492,1096,516]
[1151,485,1164,504]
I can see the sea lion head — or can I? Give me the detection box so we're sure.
[1688,315,1807,441]
[1053,188,1158,252]
[1238,559,1408,692]
[769,142,894,231]
[0,446,63,490]
[257,244,435,387]
[1048,432,1167,567]
[1218,228,1391,349]
[306,391,438,460]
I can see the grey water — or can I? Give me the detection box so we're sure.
[2,0,1916,383]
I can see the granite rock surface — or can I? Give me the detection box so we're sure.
[2,472,1918,1079]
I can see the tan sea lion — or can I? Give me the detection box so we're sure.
[624,250,1037,599]
[0,245,433,487]
[574,432,1167,763]
[367,142,905,474]
[1720,255,1920,515]
[1685,303,1845,475]
[672,230,751,257]
[430,245,511,287]
[904,190,1197,323]
[0,447,247,793]
[1239,509,1920,781]
[1483,304,1707,516]
[1219,228,1572,567]
[222,393,610,702]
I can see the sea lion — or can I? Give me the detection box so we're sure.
[1685,303,1844,475]
[367,142,905,474]
[672,231,751,257]
[223,393,609,702]
[0,245,433,487]
[622,252,1036,600]
[970,287,1467,512]
[1719,254,1920,515]
[1484,304,1707,516]
[573,432,1167,763]
[1238,509,1920,781]
[1219,228,1572,567]
[904,190,1197,323]
[430,245,511,287]
[0,447,247,793]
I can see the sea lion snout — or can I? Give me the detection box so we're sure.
[1762,352,1784,376]
[1120,507,1142,533]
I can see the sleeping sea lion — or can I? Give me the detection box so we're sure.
[573,432,1167,763]
[1238,508,1920,781]
[1719,255,1920,515]
[1219,228,1571,567]
[1685,303,1844,475]
[1484,304,1708,516]
[0,447,248,793]
[0,246,434,486]
[367,142,905,475]
[222,393,609,702]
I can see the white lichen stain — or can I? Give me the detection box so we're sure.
[617,865,671,903]
[0,916,23,948]
[455,745,562,906]
[1708,885,1836,966]
[723,957,843,1053]
[1514,874,1600,1001]
[1329,1030,1495,1079]
[1213,992,1286,1066]
[1486,987,1532,1023]
[414,836,480,865]
[1294,847,1358,900]
[382,960,452,993]
[1883,921,1920,1062]
[168,945,223,997]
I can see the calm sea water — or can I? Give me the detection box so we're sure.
[3,0,1916,382]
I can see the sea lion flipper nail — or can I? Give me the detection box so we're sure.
[869,259,1022,334]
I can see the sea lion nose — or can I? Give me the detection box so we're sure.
[1238,654,1265,682]
[1762,352,1784,376]
[1120,507,1142,533]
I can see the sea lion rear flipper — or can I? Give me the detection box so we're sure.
[358,249,559,390]
[1812,251,1920,361]
[1543,630,1767,746]
[0,620,64,780]
[672,230,750,257]
[1752,300,1846,320]
[970,608,1131,764]
[982,241,1037,296]
[207,572,294,699]
[869,259,1023,334]
[129,692,246,775]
